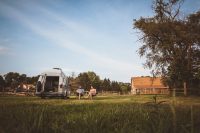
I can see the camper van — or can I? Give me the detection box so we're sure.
[35,68,70,99]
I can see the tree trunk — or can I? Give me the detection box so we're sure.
[186,43,192,94]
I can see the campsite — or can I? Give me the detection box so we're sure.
[0,0,200,133]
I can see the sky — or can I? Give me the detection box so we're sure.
[0,0,200,82]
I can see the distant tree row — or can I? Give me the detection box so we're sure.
[0,72,38,91]
[0,71,131,93]
[69,71,131,94]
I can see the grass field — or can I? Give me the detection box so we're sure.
[0,95,200,133]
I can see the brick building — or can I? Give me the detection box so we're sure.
[131,77,169,94]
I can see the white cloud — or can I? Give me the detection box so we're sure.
[0,46,10,55]
[0,38,11,55]
[0,2,148,82]
[0,46,6,52]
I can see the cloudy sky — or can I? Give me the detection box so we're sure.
[0,0,199,82]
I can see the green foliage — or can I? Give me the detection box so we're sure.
[3,72,39,89]
[18,74,27,83]
[70,72,130,93]
[111,81,120,92]
[77,72,91,90]
[134,0,200,89]
[4,72,20,88]
[100,78,111,91]
[68,74,79,92]
[0,75,5,91]
[119,83,131,94]
[26,76,39,85]
[71,71,101,91]
[87,71,101,89]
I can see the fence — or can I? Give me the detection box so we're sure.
[170,88,200,96]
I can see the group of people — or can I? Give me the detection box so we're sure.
[76,85,97,100]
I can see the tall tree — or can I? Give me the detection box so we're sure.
[4,72,20,88]
[77,72,91,91]
[134,0,200,90]
[119,83,131,94]
[77,71,101,91]
[100,78,111,91]
[87,71,101,90]
[111,81,120,92]
[187,11,200,89]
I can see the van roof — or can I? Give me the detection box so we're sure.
[41,68,66,77]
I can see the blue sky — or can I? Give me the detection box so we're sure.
[0,0,199,82]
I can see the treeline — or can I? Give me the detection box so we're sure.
[0,72,38,91]
[0,71,131,94]
[69,71,131,94]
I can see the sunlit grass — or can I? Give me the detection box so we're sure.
[0,95,200,133]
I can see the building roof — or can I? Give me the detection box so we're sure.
[131,77,168,89]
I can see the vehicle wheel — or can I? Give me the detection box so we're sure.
[66,92,70,99]
[62,92,68,99]
[61,96,66,99]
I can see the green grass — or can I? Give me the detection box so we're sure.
[0,95,200,133]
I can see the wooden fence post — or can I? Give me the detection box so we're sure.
[172,88,176,97]
[184,82,187,96]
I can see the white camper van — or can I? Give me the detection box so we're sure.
[35,68,70,99]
